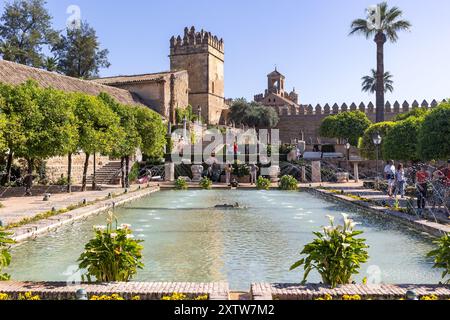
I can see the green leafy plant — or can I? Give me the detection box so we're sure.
[78,212,144,282]
[279,175,298,191]
[0,228,14,281]
[427,233,450,284]
[175,177,188,190]
[290,214,369,288]
[232,163,250,178]
[199,177,212,190]
[256,176,271,190]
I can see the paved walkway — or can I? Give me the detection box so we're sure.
[0,184,151,227]
[320,185,450,225]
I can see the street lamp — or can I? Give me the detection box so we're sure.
[345,142,351,161]
[372,133,382,188]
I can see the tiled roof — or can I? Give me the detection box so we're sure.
[94,70,186,85]
[0,59,146,106]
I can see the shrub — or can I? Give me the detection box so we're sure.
[128,163,140,183]
[78,212,144,282]
[427,233,450,284]
[290,214,369,288]
[358,122,395,160]
[319,111,372,146]
[232,163,250,178]
[418,102,450,160]
[0,228,14,281]
[279,175,298,191]
[175,177,188,190]
[256,176,271,190]
[54,175,68,186]
[383,117,423,161]
[199,177,212,190]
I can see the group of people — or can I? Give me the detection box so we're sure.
[384,160,450,212]
[223,163,259,186]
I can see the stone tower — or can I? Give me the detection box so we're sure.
[170,26,225,124]
[267,69,285,95]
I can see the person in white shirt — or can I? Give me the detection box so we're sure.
[394,163,406,198]
[384,160,396,198]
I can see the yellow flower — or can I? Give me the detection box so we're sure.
[0,293,10,300]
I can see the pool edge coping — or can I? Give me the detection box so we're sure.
[309,188,450,238]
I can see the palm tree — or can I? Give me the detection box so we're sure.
[42,57,59,72]
[362,69,394,94]
[350,2,411,122]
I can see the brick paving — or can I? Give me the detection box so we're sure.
[0,185,140,227]
[0,281,229,300]
[251,283,450,300]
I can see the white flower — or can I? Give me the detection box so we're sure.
[341,213,349,221]
[342,243,351,249]
[93,225,107,232]
[119,224,132,230]
[126,234,135,239]
[326,215,335,225]
[110,233,117,238]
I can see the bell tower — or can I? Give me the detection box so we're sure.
[267,68,285,96]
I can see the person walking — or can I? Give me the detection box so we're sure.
[225,163,233,186]
[249,163,259,185]
[384,160,396,198]
[416,165,430,212]
[394,164,406,199]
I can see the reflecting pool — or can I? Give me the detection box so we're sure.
[8,190,441,290]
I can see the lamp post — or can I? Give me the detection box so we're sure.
[197,106,201,125]
[372,133,382,189]
[345,142,351,182]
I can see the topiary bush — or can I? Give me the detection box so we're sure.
[175,177,188,190]
[199,177,212,190]
[279,175,298,191]
[256,176,271,190]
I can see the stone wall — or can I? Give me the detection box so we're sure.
[276,99,444,144]
[45,153,111,184]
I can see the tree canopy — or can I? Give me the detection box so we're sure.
[358,121,395,160]
[229,98,279,128]
[319,111,372,146]
[418,102,450,161]
[53,21,110,79]
[383,116,423,161]
[98,93,140,158]
[135,106,166,158]
[0,0,58,67]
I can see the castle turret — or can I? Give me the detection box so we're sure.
[170,26,225,125]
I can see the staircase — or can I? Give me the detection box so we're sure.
[86,161,122,185]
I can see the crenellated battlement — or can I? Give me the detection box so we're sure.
[170,26,224,55]
[276,99,446,117]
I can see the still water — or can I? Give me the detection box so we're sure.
[8,190,441,290]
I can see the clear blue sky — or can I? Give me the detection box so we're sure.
[2,0,450,105]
